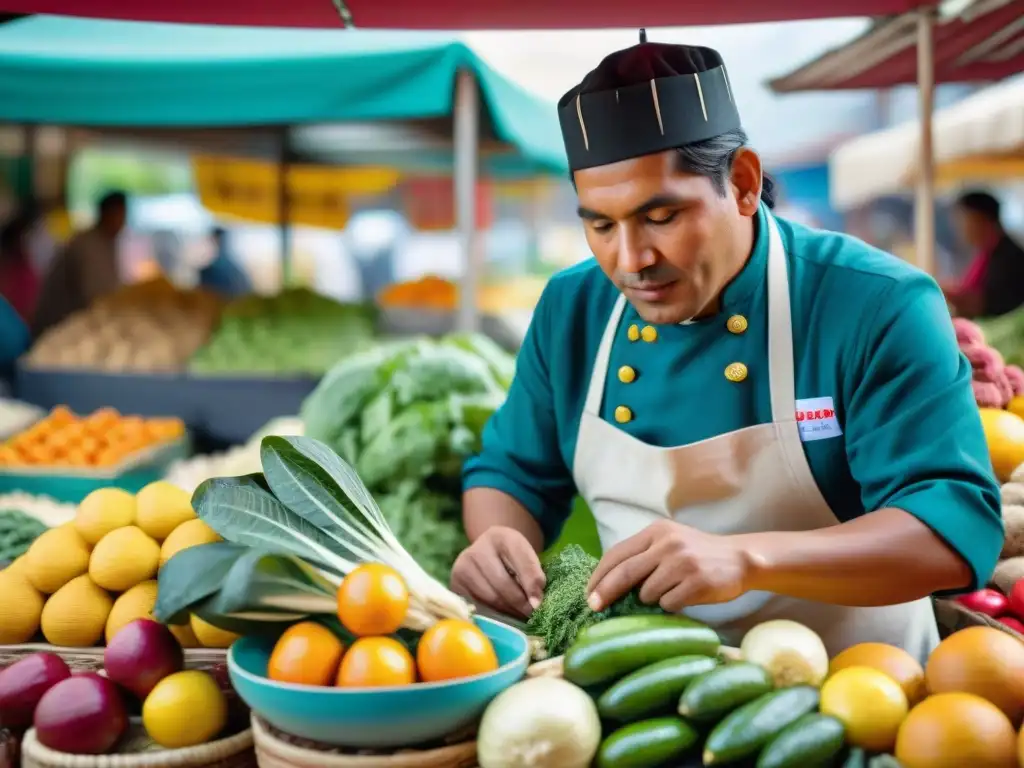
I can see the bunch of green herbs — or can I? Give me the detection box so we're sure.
[527,544,665,656]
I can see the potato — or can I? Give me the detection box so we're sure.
[1003,483,1024,506]
[1003,504,1024,559]
[994,557,1024,594]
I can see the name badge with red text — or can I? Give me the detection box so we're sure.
[795,397,842,442]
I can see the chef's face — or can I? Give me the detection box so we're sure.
[574,149,761,325]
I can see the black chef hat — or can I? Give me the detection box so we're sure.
[558,35,742,172]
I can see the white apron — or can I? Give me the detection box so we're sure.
[572,211,939,663]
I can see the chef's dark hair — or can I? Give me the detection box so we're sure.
[957,190,1001,223]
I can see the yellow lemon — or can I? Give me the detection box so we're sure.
[820,666,908,752]
[142,671,227,748]
[88,526,160,592]
[105,580,160,643]
[75,487,136,545]
[135,481,196,541]
[0,569,44,644]
[23,526,91,594]
[159,520,221,568]
[40,574,113,647]
[190,614,240,649]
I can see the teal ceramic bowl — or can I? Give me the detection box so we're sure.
[228,616,529,748]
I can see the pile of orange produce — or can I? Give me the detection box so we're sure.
[266,563,498,688]
[0,407,185,470]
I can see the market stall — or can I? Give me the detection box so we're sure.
[767,0,1024,273]
[0,15,566,442]
[823,77,1024,212]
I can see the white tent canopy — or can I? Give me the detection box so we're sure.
[829,75,1024,211]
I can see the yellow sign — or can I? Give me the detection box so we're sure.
[192,156,401,230]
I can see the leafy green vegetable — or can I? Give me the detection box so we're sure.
[527,545,665,656]
[0,509,48,562]
[153,541,251,624]
[300,333,516,580]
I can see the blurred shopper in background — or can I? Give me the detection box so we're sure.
[198,226,251,299]
[0,213,41,323]
[945,191,1024,318]
[32,190,127,336]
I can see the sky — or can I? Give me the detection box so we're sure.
[464,19,885,166]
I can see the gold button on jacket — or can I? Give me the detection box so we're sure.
[725,362,748,382]
[627,324,640,342]
[614,405,633,423]
[640,325,658,343]
[618,365,636,384]
[727,315,748,334]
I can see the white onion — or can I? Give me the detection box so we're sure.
[740,619,829,688]
[477,677,601,768]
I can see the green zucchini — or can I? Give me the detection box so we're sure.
[756,713,846,768]
[597,717,699,768]
[576,614,712,647]
[703,685,820,765]
[598,655,719,722]
[677,662,774,722]
[564,623,720,688]
[843,748,868,768]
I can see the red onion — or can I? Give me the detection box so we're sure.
[0,653,70,729]
[956,588,1009,617]
[103,619,183,699]
[33,675,127,754]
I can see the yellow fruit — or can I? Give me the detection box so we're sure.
[135,481,196,541]
[829,642,926,705]
[142,670,227,748]
[41,574,113,647]
[925,626,1024,724]
[159,519,221,567]
[896,692,1017,768]
[168,622,200,648]
[190,614,240,649]
[88,526,160,592]
[0,570,44,643]
[979,408,1024,482]
[75,487,137,545]
[820,666,909,752]
[106,580,159,643]
[23,526,91,594]
[4,556,27,577]
[1009,395,1024,422]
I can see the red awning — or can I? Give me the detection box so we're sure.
[770,0,1024,92]
[0,0,927,29]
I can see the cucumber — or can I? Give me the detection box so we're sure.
[703,685,820,765]
[843,748,868,768]
[756,713,846,768]
[564,624,720,688]
[597,717,699,768]
[677,662,774,722]
[576,614,712,646]
[598,655,719,722]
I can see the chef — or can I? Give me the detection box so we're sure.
[453,37,1002,660]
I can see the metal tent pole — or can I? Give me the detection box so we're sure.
[454,69,481,333]
[914,7,937,276]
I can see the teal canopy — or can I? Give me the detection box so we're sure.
[0,15,568,175]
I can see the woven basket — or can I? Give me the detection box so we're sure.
[0,645,228,674]
[933,597,1024,642]
[20,724,255,768]
[251,717,478,768]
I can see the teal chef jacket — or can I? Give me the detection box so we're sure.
[463,205,1003,593]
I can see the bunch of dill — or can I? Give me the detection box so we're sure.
[526,544,665,656]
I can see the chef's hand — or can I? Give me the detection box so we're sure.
[587,520,755,613]
[450,526,546,619]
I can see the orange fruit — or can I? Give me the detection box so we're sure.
[337,637,416,687]
[416,619,499,683]
[895,692,1017,768]
[829,642,926,705]
[266,622,345,687]
[925,626,1024,724]
[336,563,409,636]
